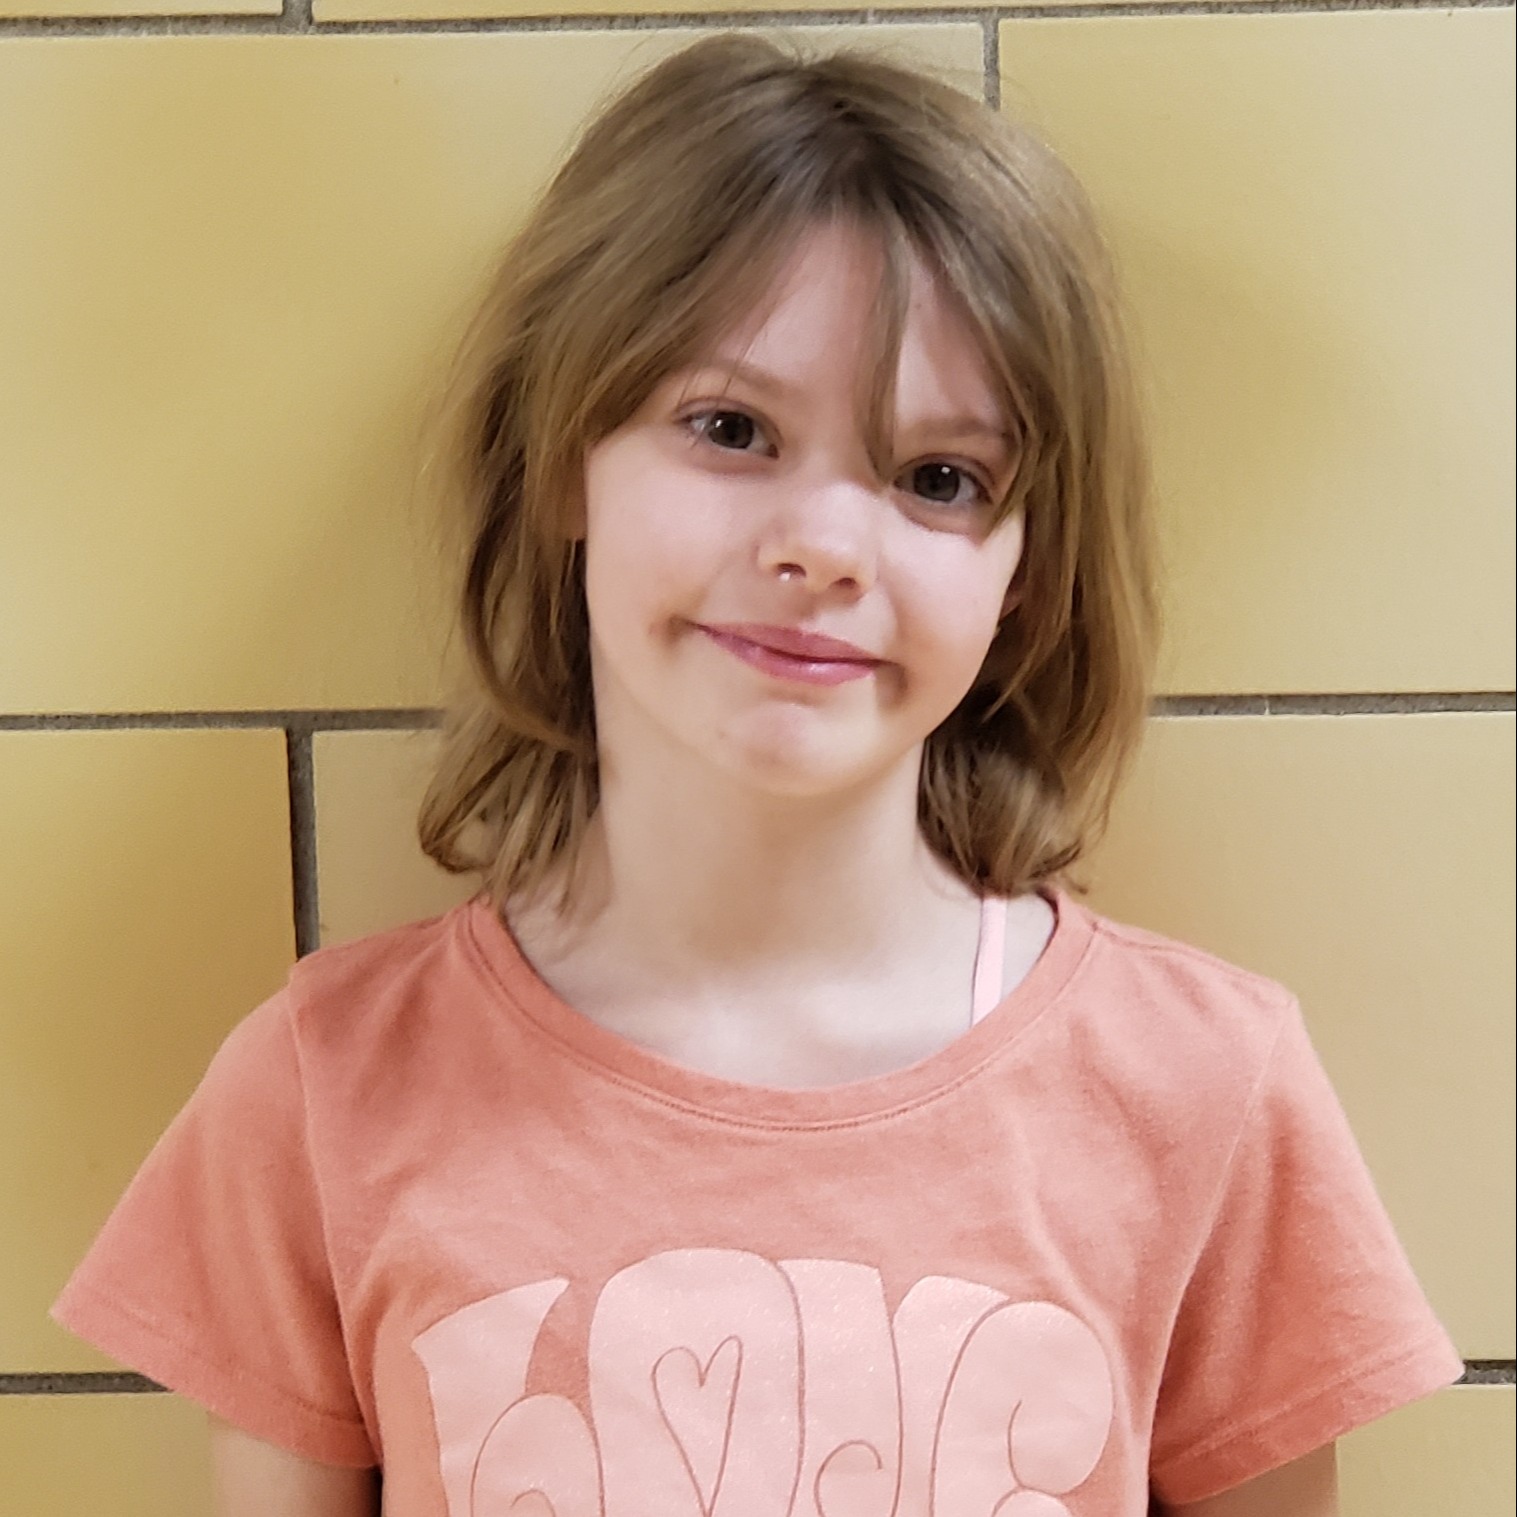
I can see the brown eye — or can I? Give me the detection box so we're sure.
[700,410,759,451]
[907,462,982,507]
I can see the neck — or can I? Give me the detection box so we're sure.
[541,733,972,988]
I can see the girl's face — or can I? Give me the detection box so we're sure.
[581,220,1026,801]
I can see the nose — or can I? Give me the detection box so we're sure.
[756,477,880,597]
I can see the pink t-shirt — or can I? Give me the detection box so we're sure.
[52,885,1463,1512]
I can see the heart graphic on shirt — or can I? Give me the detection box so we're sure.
[652,1336,743,1511]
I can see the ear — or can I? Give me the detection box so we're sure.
[1000,577,1023,619]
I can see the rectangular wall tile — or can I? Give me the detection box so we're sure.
[0,1392,214,1517]
[312,728,476,946]
[1085,712,1515,1356]
[0,728,293,1370]
[5,0,274,16]
[314,0,1197,12]
[1340,1386,1515,1517]
[1002,10,1515,695]
[317,0,970,16]
[0,25,982,717]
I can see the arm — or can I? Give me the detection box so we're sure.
[209,1414,381,1517]
[1158,1441,1338,1517]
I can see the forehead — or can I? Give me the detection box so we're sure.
[682,221,1008,438]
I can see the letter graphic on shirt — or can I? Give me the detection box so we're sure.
[891,1275,1009,1513]
[412,1277,572,1516]
[934,1301,1114,1515]
[473,1395,601,1517]
[780,1259,901,1517]
[590,1249,802,1516]
[413,1250,1114,1517]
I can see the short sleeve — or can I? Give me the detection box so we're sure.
[49,988,377,1468]
[1148,995,1464,1506]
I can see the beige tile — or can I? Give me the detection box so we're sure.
[0,1392,214,1516]
[313,728,477,946]
[312,0,1181,11]
[0,729,293,1370]
[7,0,272,16]
[1084,712,1515,1356]
[1341,1386,1515,1517]
[316,0,973,16]
[312,0,1192,11]
[0,26,981,717]
[1001,11,1515,695]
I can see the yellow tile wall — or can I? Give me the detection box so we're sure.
[0,722,292,1365]
[6,0,273,15]
[1340,1385,1516,1517]
[0,1392,214,1517]
[0,729,295,1372]
[4,6,1511,1513]
[315,0,985,17]
[312,727,475,945]
[1001,8,1515,697]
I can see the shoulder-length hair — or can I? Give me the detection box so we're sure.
[416,32,1162,909]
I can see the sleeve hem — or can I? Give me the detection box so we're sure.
[49,1279,377,1470]
[1151,1327,1465,1505]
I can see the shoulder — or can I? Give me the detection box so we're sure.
[289,901,471,997]
[276,898,488,1063]
[1059,893,1303,1094]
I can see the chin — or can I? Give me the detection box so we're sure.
[731,761,860,800]
[705,723,907,801]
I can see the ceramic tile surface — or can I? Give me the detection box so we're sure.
[316,0,976,16]
[1340,1386,1515,1517]
[0,728,293,1369]
[0,1392,214,1516]
[313,727,478,946]
[6,0,272,15]
[1084,711,1515,1356]
[1001,10,1515,694]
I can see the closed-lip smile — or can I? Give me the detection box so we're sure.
[705,622,878,661]
[696,622,883,686]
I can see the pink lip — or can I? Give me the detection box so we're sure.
[697,622,882,686]
[710,622,877,660]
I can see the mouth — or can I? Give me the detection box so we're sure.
[696,622,883,687]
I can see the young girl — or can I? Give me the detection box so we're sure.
[52,33,1463,1517]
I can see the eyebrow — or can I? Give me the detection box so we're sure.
[686,356,1017,456]
[688,357,790,399]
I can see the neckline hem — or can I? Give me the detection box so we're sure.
[457,883,1097,1129]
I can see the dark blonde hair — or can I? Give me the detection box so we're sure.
[417,32,1162,909]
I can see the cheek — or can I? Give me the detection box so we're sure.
[583,454,728,639]
[897,554,1012,696]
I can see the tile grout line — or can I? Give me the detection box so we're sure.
[1156,692,1517,716]
[4,1364,1513,1392]
[284,725,323,958]
[980,8,999,108]
[1458,1361,1517,1385]
[0,709,442,731]
[0,1372,166,1394]
[0,0,1511,36]
[0,694,1512,732]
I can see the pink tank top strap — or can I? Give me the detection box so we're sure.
[969,894,1008,1027]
